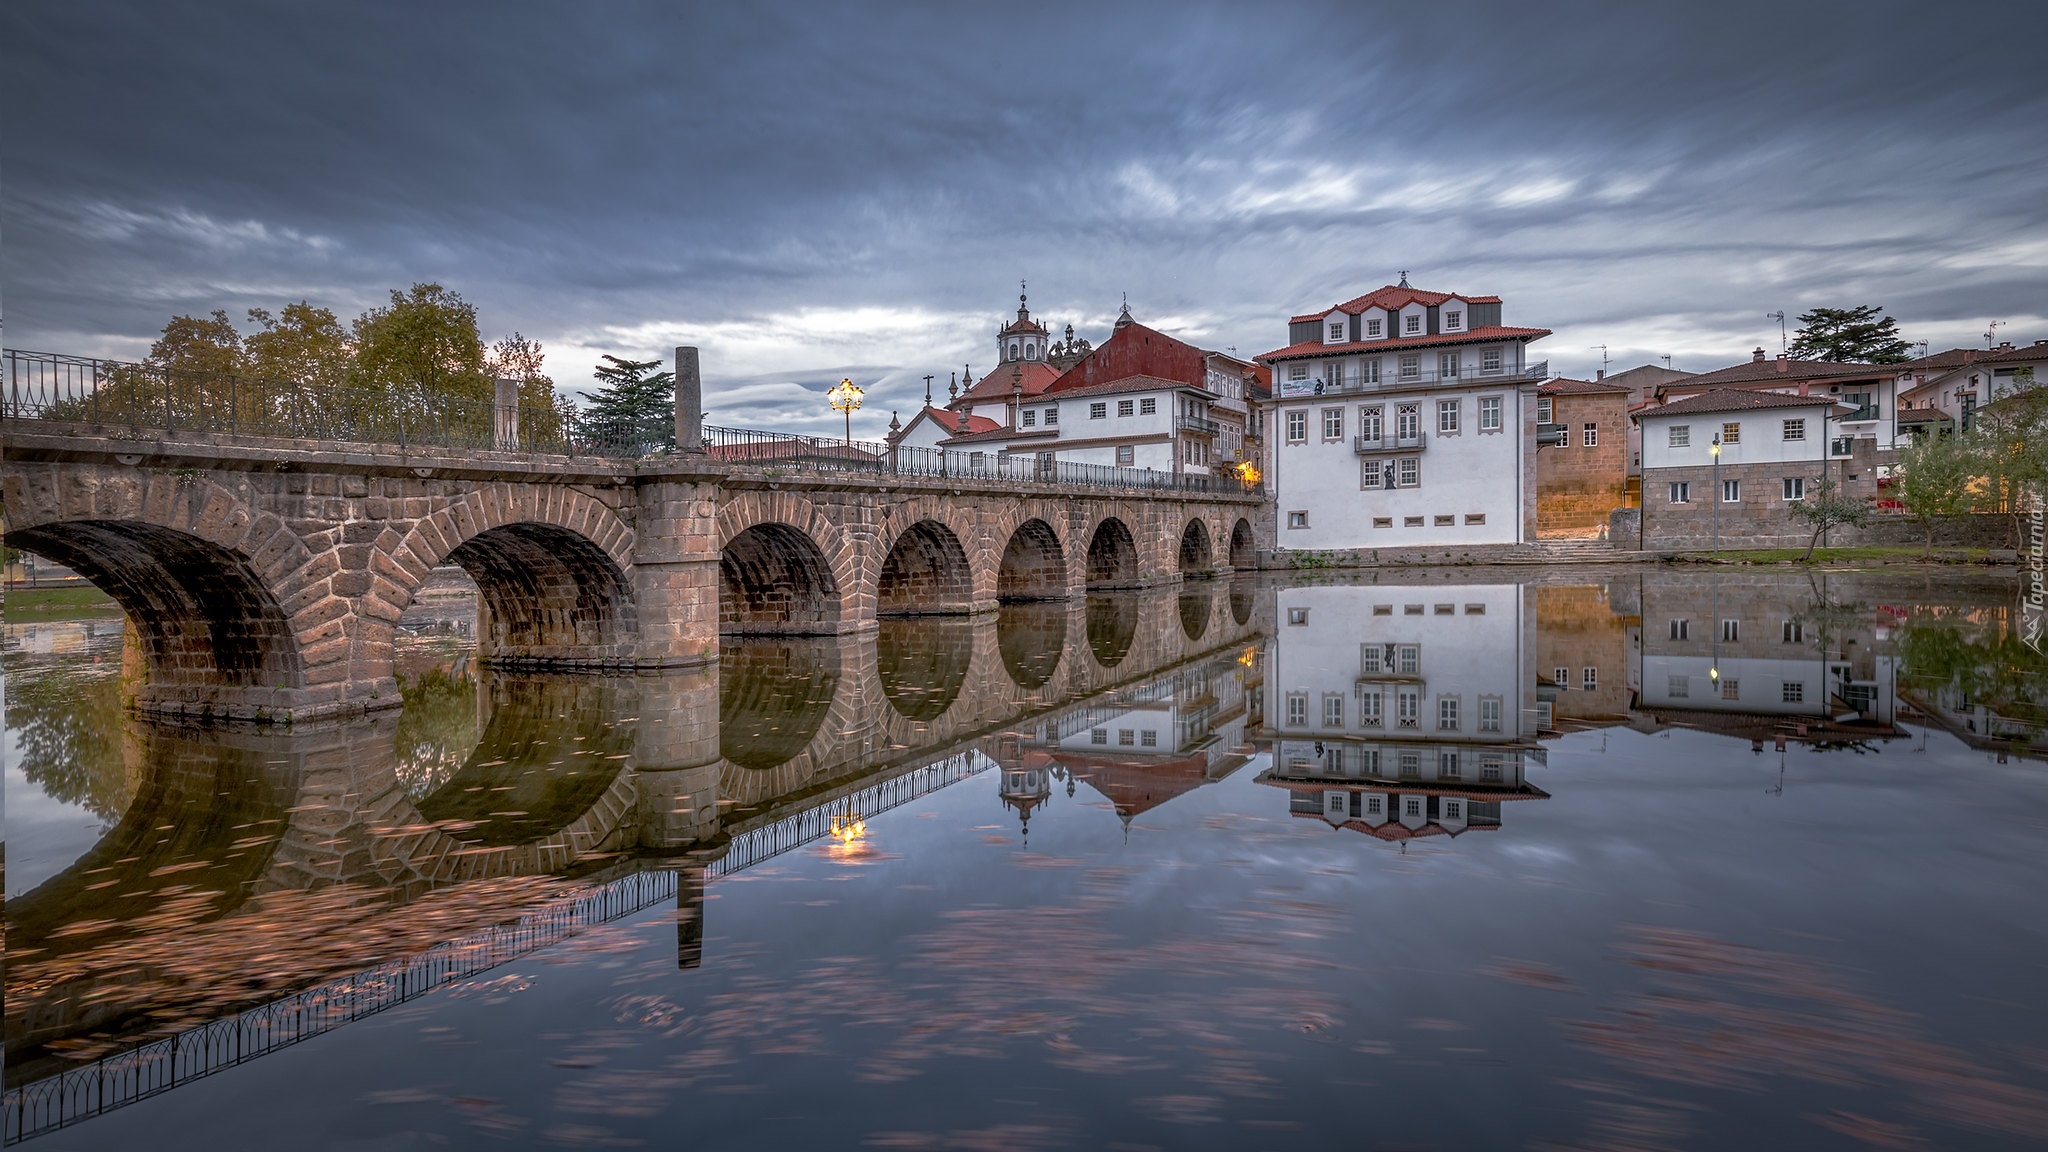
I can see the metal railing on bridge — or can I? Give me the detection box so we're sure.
[705,424,1264,497]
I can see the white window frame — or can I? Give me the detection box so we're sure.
[1668,481,1690,504]
[1478,396,1502,432]
[1285,410,1306,443]
[1437,399,1460,434]
[1322,408,1344,440]
[1782,476,1805,501]
[1782,418,1806,442]
[1669,424,1690,448]
[1139,397,1157,415]
[1583,423,1597,447]
[1090,402,1107,419]
[1404,313,1422,335]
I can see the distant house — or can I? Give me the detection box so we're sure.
[1534,377,1631,537]
[1895,339,2048,435]
[1254,281,1551,551]
[1633,389,1857,549]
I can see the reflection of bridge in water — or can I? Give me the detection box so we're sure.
[3,582,1270,1142]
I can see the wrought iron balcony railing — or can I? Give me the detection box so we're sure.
[1177,414,1220,435]
[1354,431,1428,454]
[1281,360,1549,399]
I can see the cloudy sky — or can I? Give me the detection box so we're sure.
[6,0,2045,437]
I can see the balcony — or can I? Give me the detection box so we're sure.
[1354,431,1427,454]
[1839,405,1880,423]
[1283,359,1549,399]
[1177,414,1220,435]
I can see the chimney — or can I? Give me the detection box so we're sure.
[1753,347,1768,362]
[1595,368,1605,380]
[1776,353,1789,375]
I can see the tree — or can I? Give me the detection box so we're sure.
[1787,305,1913,364]
[245,301,353,388]
[1967,365,2048,546]
[486,332,567,447]
[1891,429,1978,555]
[147,309,246,376]
[1788,474,1875,561]
[575,355,675,456]
[350,283,492,407]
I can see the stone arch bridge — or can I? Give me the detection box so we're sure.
[4,421,1266,723]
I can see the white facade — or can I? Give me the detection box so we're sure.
[985,382,1217,474]
[1638,400,1846,472]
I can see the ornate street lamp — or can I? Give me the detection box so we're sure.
[828,378,864,446]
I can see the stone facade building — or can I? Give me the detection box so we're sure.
[1633,389,1861,550]
[1535,377,1631,537]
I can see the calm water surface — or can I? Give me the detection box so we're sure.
[6,568,2047,1151]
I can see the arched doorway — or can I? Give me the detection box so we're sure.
[877,520,974,616]
[1085,517,1139,589]
[998,518,1066,601]
[720,523,841,634]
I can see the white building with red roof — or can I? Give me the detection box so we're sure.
[1255,280,1551,550]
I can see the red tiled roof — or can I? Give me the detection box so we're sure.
[1980,340,2048,365]
[940,423,1043,445]
[1000,315,1050,337]
[958,361,1062,403]
[1044,320,1208,395]
[1678,357,1895,387]
[1540,377,1632,396]
[1041,373,1198,401]
[1257,325,1551,362]
[1287,285,1503,324]
[903,405,999,436]
[1630,388,1853,420]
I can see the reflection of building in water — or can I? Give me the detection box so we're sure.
[1629,573,1901,744]
[994,647,1259,835]
[1887,603,2048,761]
[1535,582,1637,728]
[1257,584,1549,840]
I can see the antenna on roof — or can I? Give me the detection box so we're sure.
[1985,319,2004,348]
[1660,354,1672,370]
[1591,344,1610,376]
[1396,270,1411,288]
[1767,311,1787,354]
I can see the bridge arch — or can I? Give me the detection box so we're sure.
[1085,517,1140,589]
[876,519,975,616]
[716,491,862,633]
[1229,517,1256,569]
[1178,518,1213,576]
[998,517,1067,601]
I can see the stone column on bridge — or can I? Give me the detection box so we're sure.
[675,346,703,453]
[630,475,724,667]
[493,378,520,449]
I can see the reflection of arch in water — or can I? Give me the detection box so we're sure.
[1086,517,1140,588]
[1230,578,1256,626]
[6,520,303,706]
[1229,517,1256,569]
[1179,588,1212,641]
[996,600,1068,690]
[414,676,635,845]
[1086,593,1138,668]
[998,518,1067,601]
[877,520,975,616]
[1178,518,1213,576]
[720,523,842,634]
[719,637,843,769]
[877,617,973,721]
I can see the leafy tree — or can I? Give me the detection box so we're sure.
[1787,305,1913,364]
[1967,365,2048,545]
[1891,429,1978,555]
[245,301,353,388]
[486,331,566,445]
[147,309,246,375]
[350,282,493,407]
[1788,474,1874,561]
[575,355,675,456]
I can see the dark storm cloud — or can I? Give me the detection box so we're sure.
[5,0,2044,433]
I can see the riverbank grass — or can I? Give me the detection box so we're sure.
[4,585,122,619]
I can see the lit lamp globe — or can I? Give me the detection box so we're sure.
[828,378,864,445]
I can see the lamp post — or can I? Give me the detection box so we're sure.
[828,378,864,447]
[1710,432,1722,557]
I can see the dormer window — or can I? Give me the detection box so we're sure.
[1327,320,1346,343]
[1445,309,1462,331]
[1366,318,1383,338]
[1404,314,1422,335]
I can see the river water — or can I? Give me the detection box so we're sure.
[6,567,2047,1150]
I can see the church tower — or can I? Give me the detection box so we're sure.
[997,281,1051,365]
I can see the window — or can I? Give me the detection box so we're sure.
[1009,342,1019,358]
[1439,352,1461,380]
[1403,515,1424,527]
[1537,396,1554,423]
[1026,344,1037,360]
[1783,621,1805,644]
[1583,423,1598,447]
[1434,602,1455,614]
[1289,364,1308,380]
[1479,697,1502,732]
[1465,603,1485,615]
[1404,796,1423,818]
[1668,482,1691,504]
[1398,752,1420,779]
[1722,619,1739,642]
[1782,477,1805,501]
[1116,445,1134,466]
[1721,679,1740,701]
[1366,317,1383,337]
[1440,752,1461,780]
[1044,407,1058,425]
[1360,689,1383,727]
[1465,513,1486,525]
[1285,694,1306,725]
[1483,347,1502,373]
[1324,695,1344,727]
[1286,411,1306,442]
[1438,399,1460,433]
[1783,682,1805,703]
[1783,418,1806,441]
[1362,462,1384,489]
[1322,408,1343,440]
[1362,358,1381,384]
[1397,403,1419,439]
[1429,515,1451,527]
[1721,421,1741,445]
[1118,729,1134,746]
[1479,396,1502,431]
[1404,313,1422,334]
[1669,425,1691,448]
[1398,458,1420,487]
[1329,321,1346,342]
[1021,410,1036,427]
[1091,728,1107,744]
[1139,397,1156,415]
[1445,309,1462,330]
[1286,511,1308,530]
[1481,758,1504,782]
[1722,478,1740,503]
[1554,666,1570,686]
[1669,618,1689,640]
[1668,675,1690,698]
[1364,793,1384,817]
[1404,603,1424,615]
[1361,644,1383,673]
[1117,399,1134,417]
[1141,730,1156,746]
[1373,516,1392,527]
[1399,354,1420,379]
[1396,645,1420,674]
[1360,405,1383,441]
[1090,402,1107,419]
[1397,689,1420,728]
